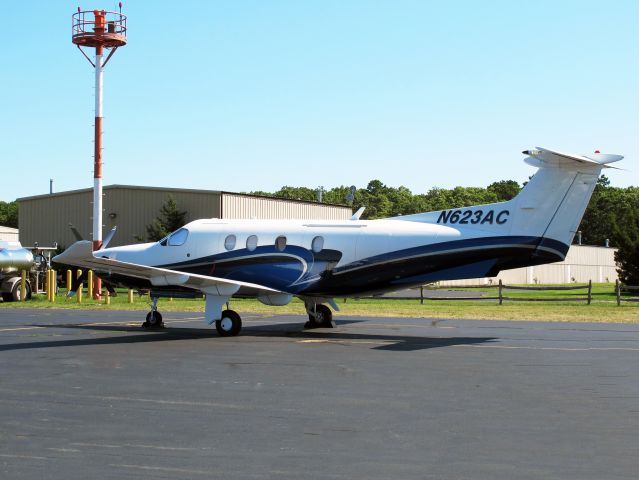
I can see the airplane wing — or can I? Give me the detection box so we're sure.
[53,240,281,295]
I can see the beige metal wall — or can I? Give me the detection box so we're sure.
[18,186,221,248]
[104,186,220,246]
[18,186,351,249]
[19,189,93,249]
[221,193,352,220]
[0,226,19,242]
[437,245,618,286]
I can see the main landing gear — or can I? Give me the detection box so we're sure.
[142,296,164,329]
[305,303,335,329]
[215,309,242,337]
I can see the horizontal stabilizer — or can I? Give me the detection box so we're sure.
[523,147,623,170]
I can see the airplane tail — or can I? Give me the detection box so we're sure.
[398,147,623,258]
[507,148,622,251]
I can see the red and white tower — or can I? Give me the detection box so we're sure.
[72,7,127,298]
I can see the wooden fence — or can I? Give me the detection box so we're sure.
[417,280,593,305]
[615,280,639,305]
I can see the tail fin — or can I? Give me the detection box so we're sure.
[509,147,623,251]
[397,147,623,258]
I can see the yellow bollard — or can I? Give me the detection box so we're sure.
[128,289,133,304]
[76,269,83,304]
[105,291,111,305]
[20,270,26,302]
[51,270,56,303]
[46,269,52,302]
[67,269,72,292]
[87,270,94,300]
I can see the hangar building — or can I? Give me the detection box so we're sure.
[17,185,352,248]
[0,226,19,242]
[438,245,618,285]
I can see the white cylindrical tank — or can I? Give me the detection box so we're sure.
[0,243,34,272]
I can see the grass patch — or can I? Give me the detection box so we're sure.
[1,284,638,324]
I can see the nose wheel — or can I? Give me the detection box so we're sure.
[305,303,334,328]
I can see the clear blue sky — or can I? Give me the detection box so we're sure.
[1,1,637,202]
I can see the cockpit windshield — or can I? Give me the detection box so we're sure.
[159,228,189,246]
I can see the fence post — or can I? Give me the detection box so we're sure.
[498,279,503,305]
[420,286,424,305]
[616,279,621,306]
[587,280,592,305]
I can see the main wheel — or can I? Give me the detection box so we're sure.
[143,311,164,329]
[216,309,242,337]
[307,304,334,328]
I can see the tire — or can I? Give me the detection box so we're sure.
[144,311,164,329]
[309,304,333,328]
[216,310,242,337]
[11,281,31,302]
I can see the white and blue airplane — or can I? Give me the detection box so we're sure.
[53,147,623,335]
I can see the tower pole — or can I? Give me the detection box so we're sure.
[72,8,127,300]
[94,44,104,254]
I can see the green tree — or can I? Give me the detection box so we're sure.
[0,201,18,228]
[487,180,521,201]
[273,186,317,202]
[612,206,639,285]
[145,195,188,242]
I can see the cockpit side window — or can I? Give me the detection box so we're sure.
[167,228,189,246]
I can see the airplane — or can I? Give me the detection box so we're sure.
[53,147,623,336]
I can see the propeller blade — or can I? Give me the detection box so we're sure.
[68,223,84,241]
[66,271,88,298]
[101,226,117,250]
[104,281,117,297]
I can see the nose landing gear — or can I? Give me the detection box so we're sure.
[304,303,334,329]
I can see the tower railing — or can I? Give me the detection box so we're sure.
[72,10,127,48]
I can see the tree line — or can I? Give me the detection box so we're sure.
[0,201,18,229]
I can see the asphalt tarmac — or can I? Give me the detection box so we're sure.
[1,308,638,480]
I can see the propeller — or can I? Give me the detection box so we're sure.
[64,225,119,297]
[68,224,117,250]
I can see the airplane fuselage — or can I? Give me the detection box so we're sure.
[99,217,565,298]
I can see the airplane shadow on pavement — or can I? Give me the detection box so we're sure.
[0,320,498,353]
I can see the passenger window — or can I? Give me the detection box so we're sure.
[168,228,189,246]
[311,236,324,253]
[224,235,236,251]
[275,236,286,252]
[246,235,258,251]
